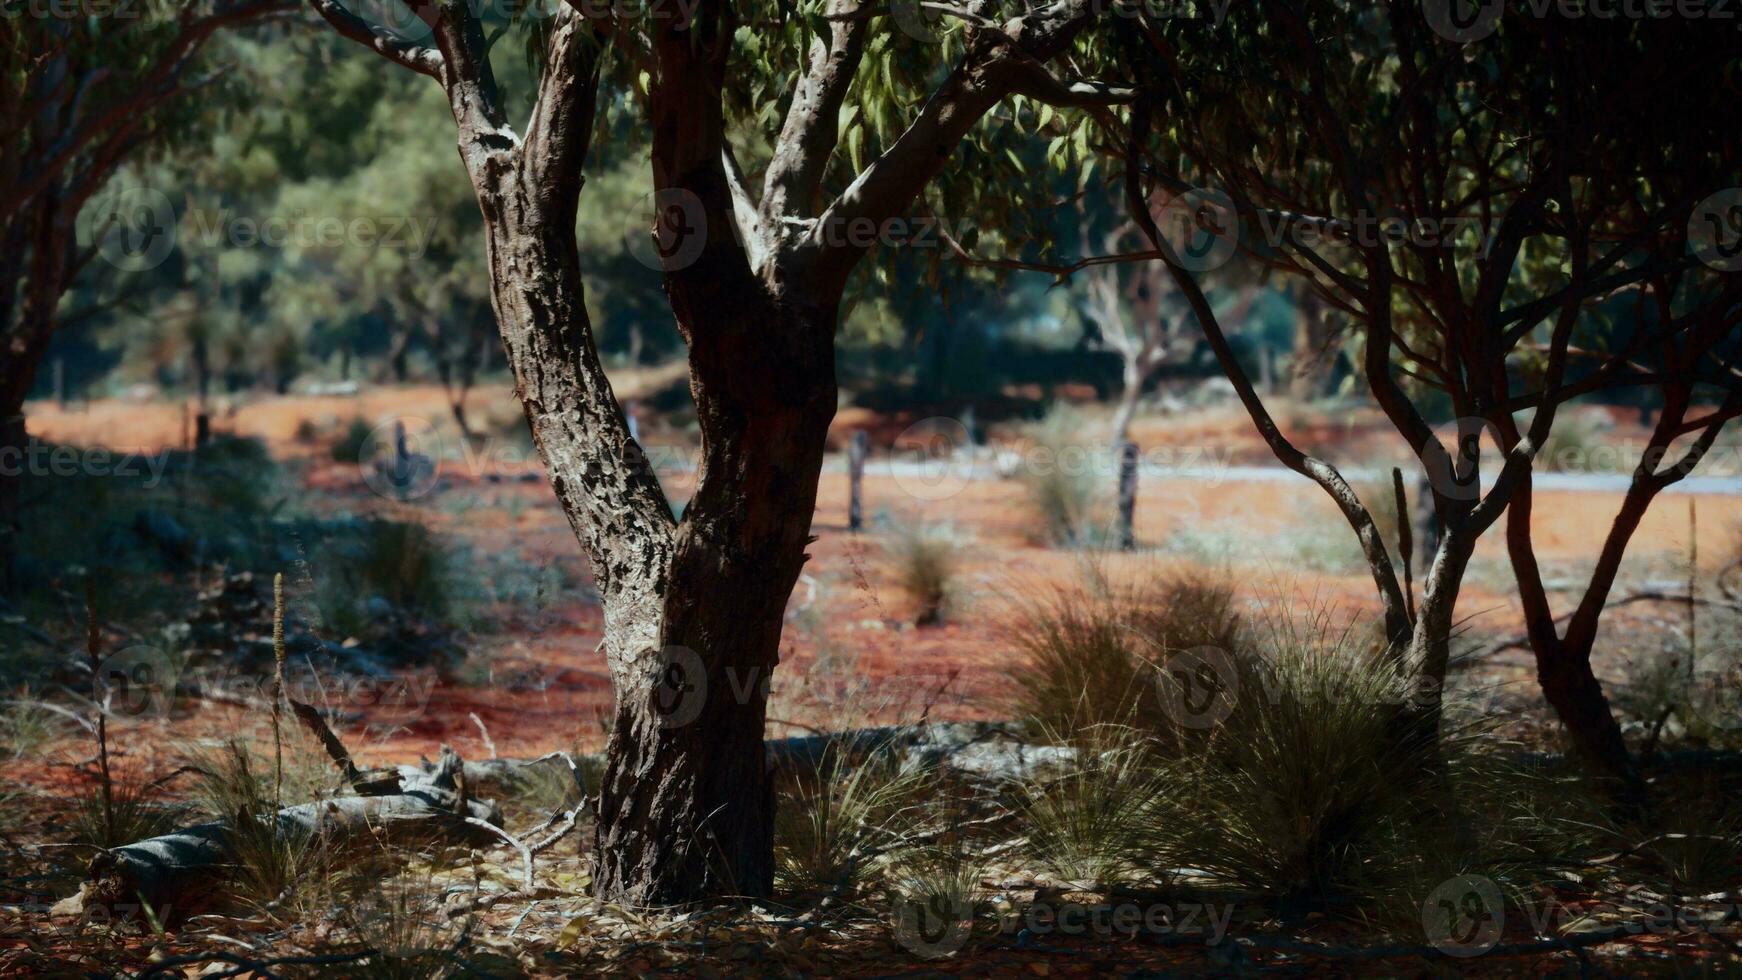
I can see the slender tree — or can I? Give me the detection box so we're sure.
[1117,1,1740,795]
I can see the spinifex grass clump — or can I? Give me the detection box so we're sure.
[775,744,935,896]
[1009,585,1582,925]
[1014,726,1169,888]
[1141,609,1577,922]
[1018,404,1104,547]
[188,739,339,920]
[1009,566,1240,735]
[313,520,460,637]
[887,521,964,626]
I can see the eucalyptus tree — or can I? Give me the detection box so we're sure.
[0,0,290,593]
[1116,1,1740,797]
[306,0,1126,902]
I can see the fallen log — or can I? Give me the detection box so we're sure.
[53,749,500,919]
[395,721,1073,793]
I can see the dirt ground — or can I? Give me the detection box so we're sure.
[19,383,1742,762]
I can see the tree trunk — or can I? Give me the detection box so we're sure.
[1288,286,1332,400]
[1537,633,1642,804]
[1116,440,1139,551]
[1109,360,1144,450]
[848,429,868,532]
[1402,531,1476,734]
[466,107,837,900]
[1507,467,1646,804]
[592,283,838,904]
[0,196,67,596]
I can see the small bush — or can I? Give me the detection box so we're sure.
[71,777,186,852]
[1009,567,1241,735]
[1014,729,1168,887]
[887,522,963,626]
[776,747,933,895]
[0,694,61,758]
[190,739,339,919]
[313,520,459,636]
[331,417,374,464]
[1537,413,1608,474]
[1633,779,1742,894]
[1143,608,1573,920]
[1017,404,1104,547]
[338,871,469,980]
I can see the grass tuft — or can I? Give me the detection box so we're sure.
[887,522,964,626]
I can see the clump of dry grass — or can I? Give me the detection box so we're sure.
[775,743,935,896]
[1017,404,1105,547]
[887,522,965,626]
[1014,726,1169,888]
[1008,565,1241,735]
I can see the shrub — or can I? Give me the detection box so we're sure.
[71,776,186,852]
[1537,412,1608,474]
[0,693,61,758]
[1017,404,1104,547]
[887,522,963,626]
[313,520,459,636]
[189,739,339,919]
[331,417,374,464]
[1009,567,1240,735]
[1014,729,1168,887]
[775,746,934,895]
[1143,608,1574,920]
[337,871,469,980]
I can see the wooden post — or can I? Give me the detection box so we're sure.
[848,430,869,532]
[1116,440,1139,551]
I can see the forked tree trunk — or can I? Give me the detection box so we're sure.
[1508,467,1646,805]
[457,48,836,901]
[591,275,838,904]
[308,0,1106,906]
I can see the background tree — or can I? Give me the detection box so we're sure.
[0,0,290,593]
[1119,0,1741,798]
